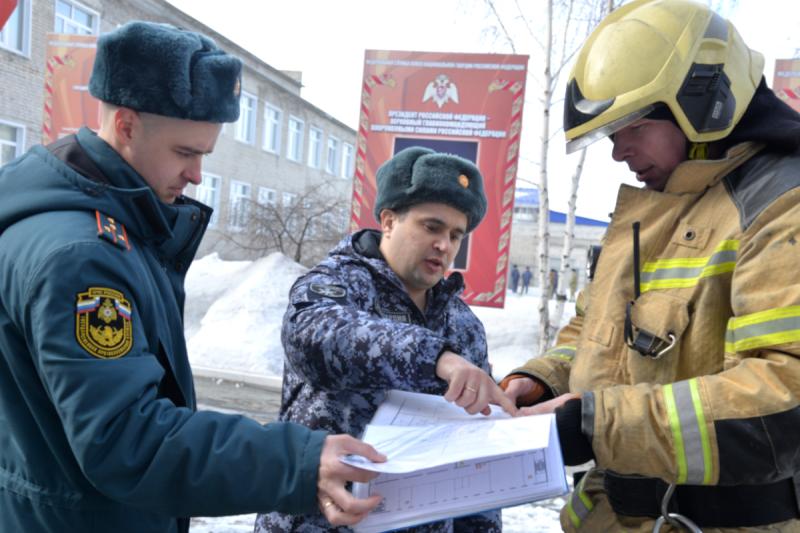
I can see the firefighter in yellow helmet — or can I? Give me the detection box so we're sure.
[501,0,800,530]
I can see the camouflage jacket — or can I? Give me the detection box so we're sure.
[256,229,501,532]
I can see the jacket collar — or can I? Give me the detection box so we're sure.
[664,142,764,194]
[73,128,211,263]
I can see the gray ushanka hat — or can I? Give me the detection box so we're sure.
[89,21,242,123]
[373,147,487,232]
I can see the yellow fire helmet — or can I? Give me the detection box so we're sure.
[563,0,764,154]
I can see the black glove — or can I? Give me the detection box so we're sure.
[555,398,595,466]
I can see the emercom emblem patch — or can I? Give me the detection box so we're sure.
[75,287,133,359]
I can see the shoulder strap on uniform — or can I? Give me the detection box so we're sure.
[723,149,800,230]
[95,210,131,251]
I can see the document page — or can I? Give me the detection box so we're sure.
[371,388,512,425]
[349,390,568,533]
[344,416,551,474]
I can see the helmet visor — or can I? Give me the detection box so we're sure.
[565,104,655,154]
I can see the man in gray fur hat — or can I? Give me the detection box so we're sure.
[256,146,517,532]
[0,21,383,533]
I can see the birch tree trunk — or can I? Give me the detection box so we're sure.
[536,0,554,354]
[553,148,587,330]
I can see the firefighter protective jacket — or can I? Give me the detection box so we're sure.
[510,141,800,530]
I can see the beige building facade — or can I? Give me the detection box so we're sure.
[510,188,607,288]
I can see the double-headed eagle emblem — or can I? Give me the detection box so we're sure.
[423,74,459,108]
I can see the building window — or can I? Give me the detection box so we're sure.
[282,192,297,206]
[262,104,281,154]
[307,127,323,168]
[235,92,257,144]
[258,186,276,206]
[325,136,340,175]
[54,0,99,35]
[0,0,30,54]
[287,116,304,162]
[341,142,355,179]
[195,173,221,226]
[513,205,538,221]
[0,121,25,167]
[228,180,251,230]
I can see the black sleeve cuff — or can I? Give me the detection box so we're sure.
[555,398,595,466]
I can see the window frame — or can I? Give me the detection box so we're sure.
[286,115,304,163]
[54,0,100,35]
[282,191,297,207]
[325,135,340,175]
[341,142,355,179]
[234,91,257,145]
[307,126,323,169]
[228,180,252,230]
[195,173,222,227]
[258,186,277,206]
[0,0,32,55]
[262,103,282,154]
[0,119,26,166]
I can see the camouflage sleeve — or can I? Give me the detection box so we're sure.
[445,298,490,372]
[281,270,449,392]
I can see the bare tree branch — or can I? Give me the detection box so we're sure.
[220,180,349,266]
[513,0,545,49]
[485,0,518,53]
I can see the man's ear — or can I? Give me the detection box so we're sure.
[113,107,139,147]
[379,208,397,236]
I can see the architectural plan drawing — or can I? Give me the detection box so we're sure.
[349,390,568,533]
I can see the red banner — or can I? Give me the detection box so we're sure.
[774,58,800,114]
[0,0,17,31]
[350,50,528,308]
[42,33,101,144]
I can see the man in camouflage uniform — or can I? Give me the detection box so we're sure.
[256,147,516,532]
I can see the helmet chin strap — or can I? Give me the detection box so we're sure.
[688,142,709,160]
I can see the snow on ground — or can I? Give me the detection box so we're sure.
[189,500,564,532]
[472,290,573,380]
[185,253,575,532]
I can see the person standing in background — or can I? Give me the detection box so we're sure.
[510,264,520,293]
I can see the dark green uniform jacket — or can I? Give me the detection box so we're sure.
[0,127,326,532]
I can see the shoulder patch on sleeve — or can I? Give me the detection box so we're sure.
[75,287,133,359]
[95,210,131,251]
[308,283,347,301]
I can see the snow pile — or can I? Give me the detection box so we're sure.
[185,252,307,376]
[183,253,252,340]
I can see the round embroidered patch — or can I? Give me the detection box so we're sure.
[75,287,133,359]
